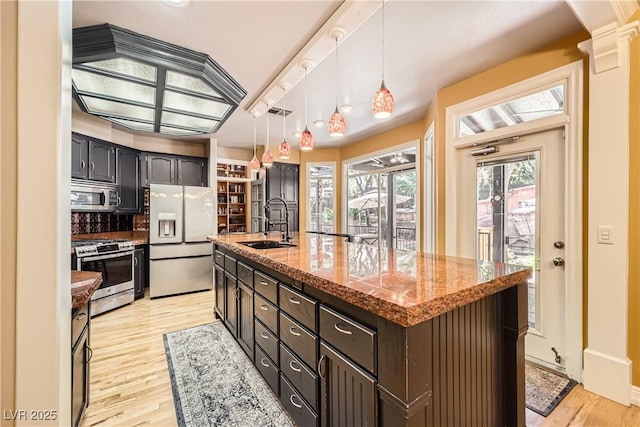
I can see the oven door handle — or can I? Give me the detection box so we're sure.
[81,251,134,262]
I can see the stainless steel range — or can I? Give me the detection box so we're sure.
[72,239,135,316]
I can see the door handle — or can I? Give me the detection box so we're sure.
[81,160,86,170]
[90,162,95,170]
[317,354,326,378]
[553,257,565,267]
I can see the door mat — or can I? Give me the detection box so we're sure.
[163,322,294,427]
[525,362,577,417]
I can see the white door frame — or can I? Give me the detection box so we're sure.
[444,61,584,381]
[306,161,338,233]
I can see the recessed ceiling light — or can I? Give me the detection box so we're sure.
[339,104,353,113]
[164,0,189,7]
[313,119,325,127]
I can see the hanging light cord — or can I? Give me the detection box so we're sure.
[283,87,286,139]
[304,66,309,126]
[382,0,385,82]
[253,115,257,155]
[335,36,339,107]
[266,113,270,149]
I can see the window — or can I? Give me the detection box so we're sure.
[345,145,417,250]
[307,163,336,233]
[458,84,564,138]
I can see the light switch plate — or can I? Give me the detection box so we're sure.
[597,225,614,244]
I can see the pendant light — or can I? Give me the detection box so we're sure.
[278,84,291,159]
[328,28,346,137]
[249,114,260,171]
[299,60,314,151]
[261,114,274,168]
[372,0,394,119]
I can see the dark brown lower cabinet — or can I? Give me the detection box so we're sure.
[71,304,91,427]
[237,282,254,361]
[319,341,376,427]
[224,272,238,337]
[214,266,225,320]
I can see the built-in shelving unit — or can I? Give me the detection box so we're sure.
[216,161,250,233]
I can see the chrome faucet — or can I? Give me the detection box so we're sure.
[264,197,291,242]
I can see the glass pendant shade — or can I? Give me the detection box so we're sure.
[299,126,314,151]
[261,149,274,168]
[279,140,291,159]
[328,107,346,137]
[250,155,261,171]
[372,80,394,119]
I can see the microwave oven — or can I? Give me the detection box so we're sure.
[71,180,119,212]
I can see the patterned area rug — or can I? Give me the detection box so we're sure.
[525,362,577,417]
[163,322,294,427]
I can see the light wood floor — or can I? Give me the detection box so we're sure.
[82,290,640,427]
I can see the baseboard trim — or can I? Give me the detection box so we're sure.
[631,385,640,407]
[583,348,632,405]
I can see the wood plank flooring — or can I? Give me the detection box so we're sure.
[82,289,640,427]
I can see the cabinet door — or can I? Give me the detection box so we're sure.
[133,248,145,299]
[267,165,283,200]
[88,140,116,183]
[71,329,89,427]
[146,154,176,185]
[178,157,206,187]
[224,273,238,337]
[282,164,299,204]
[214,267,225,320]
[71,135,88,179]
[237,282,254,361]
[116,148,141,213]
[319,342,377,427]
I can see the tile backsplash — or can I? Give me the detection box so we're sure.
[71,212,133,235]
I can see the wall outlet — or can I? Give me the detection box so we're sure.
[597,225,614,244]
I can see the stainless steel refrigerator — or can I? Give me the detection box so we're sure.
[149,184,214,298]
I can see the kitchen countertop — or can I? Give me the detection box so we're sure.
[72,230,149,249]
[71,271,102,309]
[209,232,532,327]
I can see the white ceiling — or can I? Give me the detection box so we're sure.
[72,0,584,150]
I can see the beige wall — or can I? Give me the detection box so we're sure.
[628,10,640,387]
[72,111,208,157]
[1,2,17,424]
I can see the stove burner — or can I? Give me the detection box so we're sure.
[72,238,134,256]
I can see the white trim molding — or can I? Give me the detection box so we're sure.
[306,161,338,233]
[631,385,640,407]
[444,60,584,381]
[611,0,640,27]
[580,19,638,406]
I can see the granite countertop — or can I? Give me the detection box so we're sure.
[71,271,102,309]
[209,232,532,327]
[72,230,149,251]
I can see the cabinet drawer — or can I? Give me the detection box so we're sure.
[255,319,278,365]
[214,250,224,267]
[255,293,278,334]
[319,305,376,373]
[237,262,253,287]
[72,303,89,348]
[254,270,278,304]
[279,312,317,369]
[280,375,318,427]
[280,343,318,411]
[255,345,279,396]
[224,254,236,275]
[279,285,317,332]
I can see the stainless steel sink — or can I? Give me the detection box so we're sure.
[239,240,297,249]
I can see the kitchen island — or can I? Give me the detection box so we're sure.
[209,232,531,427]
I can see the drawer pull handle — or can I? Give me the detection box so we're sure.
[290,394,303,409]
[289,360,302,372]
[260,305,269,311]
[260,358,270,368]
[259,281,269,286]
[289,326,301,337]
[260,331,269,339]
[289,297,301,305]
[334,323,353,335]
[76,313,87,320]
[87,346,93,362]
[318,354,326,379]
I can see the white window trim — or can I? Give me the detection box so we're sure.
[306,161,337,233]
[423,123,435,253]
[444,60,584,381]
